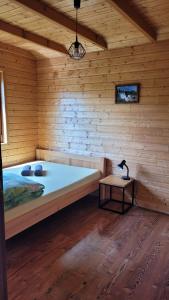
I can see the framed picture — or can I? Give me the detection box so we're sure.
[115,83,140,104]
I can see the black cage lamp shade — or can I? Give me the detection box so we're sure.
[68,0,86,60]
[118,160,130,180]
[68,39,86,60]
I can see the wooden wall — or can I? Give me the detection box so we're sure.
[1,43,37,167]
[37,40,169,214]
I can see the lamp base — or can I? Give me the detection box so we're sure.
[122,175,130,181]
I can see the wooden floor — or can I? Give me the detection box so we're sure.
[6,196,169,300]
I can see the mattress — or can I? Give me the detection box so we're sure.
[4,161,101,222]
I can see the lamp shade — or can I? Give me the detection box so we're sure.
[74,0,81,9]
[118,160,126,170]
[68,40,86,60]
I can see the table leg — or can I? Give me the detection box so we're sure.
[122,187,125,214]
[132,180,135,206]
[110,185,112,202]
[98,183,101,208]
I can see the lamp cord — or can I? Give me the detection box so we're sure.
[124,163,137,206]
[76,8,78,42]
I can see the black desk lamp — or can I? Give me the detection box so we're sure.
[118,160,130,180]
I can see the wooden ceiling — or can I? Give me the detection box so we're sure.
[0,0,168,58]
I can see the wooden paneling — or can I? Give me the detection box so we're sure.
[13,0,107,49]
[36,148,105,176]
[37,40,169,214]
[0,0,161,58]
[0,0,168,57]
[1,43,37,166]
[0,19,67,54]
[107,0,156,41]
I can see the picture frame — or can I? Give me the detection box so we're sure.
[115,83,140,104]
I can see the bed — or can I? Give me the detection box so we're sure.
[4,149,106,239]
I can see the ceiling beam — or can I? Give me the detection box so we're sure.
[107,0,156,42]
[13,0,107,49]
[0,19,67,54]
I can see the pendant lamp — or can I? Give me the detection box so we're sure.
[68,0,86,60]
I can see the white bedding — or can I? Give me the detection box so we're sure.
[4,161,101,221]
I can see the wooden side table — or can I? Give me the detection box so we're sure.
[99,175,135,214]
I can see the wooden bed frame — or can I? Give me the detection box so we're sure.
[5,149,106,240]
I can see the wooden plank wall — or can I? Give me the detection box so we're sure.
[1,43,37,167]
[37,40,169,214]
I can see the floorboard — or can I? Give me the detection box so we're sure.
[6,196,169,300]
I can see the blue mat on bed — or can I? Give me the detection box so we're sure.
[3,172,45,211]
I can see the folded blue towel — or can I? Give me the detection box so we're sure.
[34,164,43,176]
[21,165,31,176]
